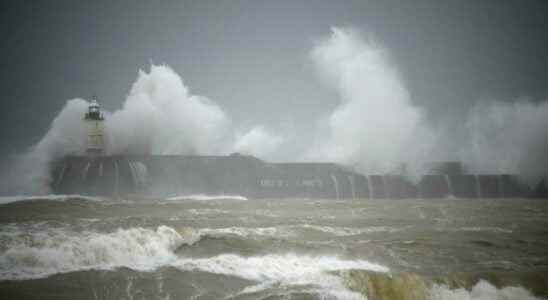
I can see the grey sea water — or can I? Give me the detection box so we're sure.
[0,196,547,299]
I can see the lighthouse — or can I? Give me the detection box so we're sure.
[84,99,105,155]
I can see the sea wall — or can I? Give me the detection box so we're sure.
[50,155,538,199]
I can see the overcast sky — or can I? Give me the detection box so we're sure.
[2,0,548,156]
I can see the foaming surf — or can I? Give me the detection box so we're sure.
[0,194,105,205]
[300,224,407,236]
[0,225,197,280]
[0,223,394,299]
[172,253,389,300]
[431,280,541,300]
[1,197,546,300]
[164,194,248,201]
[199,226,296,239]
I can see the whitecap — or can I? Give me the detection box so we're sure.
[300,224,406,236]
[199,226,296,239]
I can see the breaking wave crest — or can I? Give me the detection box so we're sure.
[0,223,407,281]
[1,224,543,300]
[0,225,197,280]
[173,253,389,300]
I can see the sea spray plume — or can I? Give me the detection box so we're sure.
[0,66,232,194]
[461,99,548,182]
[308,27,433,174]
[111,65,291,158]
[0,99,89,194]
[106,65,231,155]
[108,65,284,157]
[232,126,284,158]
[0,64,283,195]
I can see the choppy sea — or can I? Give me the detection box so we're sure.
[0,195,547,299]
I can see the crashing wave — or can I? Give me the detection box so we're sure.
[1,224,542,300]
[172,253,389,299]
[0,225,197,280]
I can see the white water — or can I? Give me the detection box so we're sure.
[199,226,296,239]
[331,174,340,200]
[173,253,388,300]
[0,222,542,300]
[0,224,387,299]
[301,224,407,236]
[192,224,407,240]
[0,194,104,205]
[0,225,195,280]
[164,194,248,201]
[431,280,541,300]
[128,161,148,188]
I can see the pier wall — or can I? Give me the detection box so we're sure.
[50,156,536,199]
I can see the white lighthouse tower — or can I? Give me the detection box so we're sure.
[84,99,105,155]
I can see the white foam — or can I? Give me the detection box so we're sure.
[0,194,104,205]
[199,226,296,239]
[0,222,397,299]
[164,194,248,201]
[0,225,197,280]
[430,279,541,300]
[186,208,231,215]
[300,224,405,236]
[450,227,513,234]
[173,253,388,300]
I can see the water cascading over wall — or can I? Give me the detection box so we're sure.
[50,156,534,199]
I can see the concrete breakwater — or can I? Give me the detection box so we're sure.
[50,155,545,199]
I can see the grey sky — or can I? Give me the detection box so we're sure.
[2,0,548,155]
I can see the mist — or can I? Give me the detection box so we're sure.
[460,99,548,181]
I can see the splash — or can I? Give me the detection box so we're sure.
[106,65,230,155]
[232,126,284,158]
[459,99,548,181]
[5,27,548,196]
[308,27,548,183]
[307,27,433,174]
[4,65,277,195]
